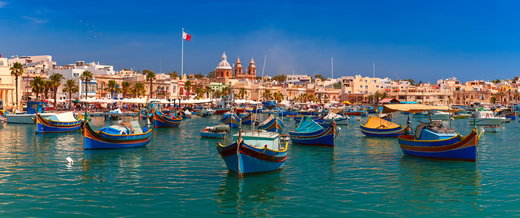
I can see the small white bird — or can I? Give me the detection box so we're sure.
[66,157,74,165]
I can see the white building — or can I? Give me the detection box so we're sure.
[8,55,56,74]
[286,74,311,85]
[48,61,116,99]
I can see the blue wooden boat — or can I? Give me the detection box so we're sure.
[258,114,284,133]
[217,130,287,176]
[83,120,152,149]
[200,125,230,139]
[279,110,297,116]
[180,110,192,119]
[262,100,277,109]
[398,123,479,161]
[360,116,408,138]
[239,113,255,124]
[289,116,337,146]
[506,112,517,120]
[35,112,82,133]
[221,113,241,128]
[153,111,182,128]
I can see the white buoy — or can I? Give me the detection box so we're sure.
[66,157,74,165]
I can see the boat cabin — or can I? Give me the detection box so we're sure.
[414,123,456,140]
[27,101,47,114]
[234,131,283,151]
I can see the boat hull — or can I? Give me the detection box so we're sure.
[259,116,284,133]
[35,114,82,133]
[397,130,479,161]
[200,131,227,139]
[289,125,336,146]
[360,125,407,138]
[153,112,182,128]
[221,114,240,128]
[217,141,286,175]
[6,113,56,124]
[83,123,152,149]
[469,118,503,126]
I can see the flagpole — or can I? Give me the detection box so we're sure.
[181,28,184,77]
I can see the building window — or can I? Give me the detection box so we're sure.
[360,85,362,88]
[365,85,368,89]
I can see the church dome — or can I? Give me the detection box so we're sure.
[249,57,256,68]
[216,52,232,70]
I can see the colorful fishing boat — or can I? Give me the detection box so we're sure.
[180,110,192,119]
[200,124,230,139]
[506,112,517,120]
[258,114,284,133]
[152,111,182,128]
[239,113,255,124]
[216,130,287,176]
[360,116,408,137]
[383,104,480,161]
[323,113,348,125]
[221,113,241,128]
[35,112,82,133]
[83,120,152,149]
[289,116,336,146]
[200,107,215,117]
[398,123,479,161]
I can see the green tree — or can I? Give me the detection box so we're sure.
[30,76,45,100]
[143,70,156,99]
[43,80,53,100]
[272,74,286,83]
[194,87,203,99]
[333,82,342,89]
[238,87,247,99]
[80,71,93,99]
[62,79,78,109]
[204,86,212,99]
[131,82,146,98]
[194,73,204,79]
[315,74,326,81]
[9,62,23,109]
[49,73,65,107]
[105,80,120,98]
[121,81,131,98]
[206,71,216,78]
[185,80,193,97]
[262,89,272,100]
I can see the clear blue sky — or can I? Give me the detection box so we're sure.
[1,0,519,83]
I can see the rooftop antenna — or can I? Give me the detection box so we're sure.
[331,58,334,79]
[261,55,267,81]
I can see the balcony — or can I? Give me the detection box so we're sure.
[0,84,15,89]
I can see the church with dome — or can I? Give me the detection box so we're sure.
[215,52,257,81]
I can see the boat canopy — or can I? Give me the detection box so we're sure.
[47,112,77,122]
[382,104,452,113]
[296,116,323,132]
[363,116,400,129]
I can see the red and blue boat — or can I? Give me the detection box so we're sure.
[289,116,336,146]
[239,113,255,124]
[35,112,82,133]
[180,110,192,119]
[258,114,284,133]
[152,111,182,128]
[221,113,241,128]
[83,120,152,149]
[360,116,408,137]
[217,130,287,177]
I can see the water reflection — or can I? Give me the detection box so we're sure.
[81,148,148,182]
[215,171,286,216]
[386,156,481,215]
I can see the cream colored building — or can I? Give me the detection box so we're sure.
[0,58,20,109]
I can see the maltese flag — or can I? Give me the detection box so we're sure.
[183,31,191,42]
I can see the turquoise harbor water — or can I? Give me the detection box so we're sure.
[0,113,518,217]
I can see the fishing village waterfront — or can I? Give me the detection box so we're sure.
[4,0,520,216]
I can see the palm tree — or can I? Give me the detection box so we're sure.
[238,87,247,99]
[498,91,505,103]
[317,93,323,104]
[514,90,519,103]
[222,86,231,96]
[9,62,23,109]
[308,94,316,103]
[62,79,79,109]
[43,80,53,100]
[30,76,45,100]
[121,81,131,98]
[80,71,93,99]
[49,73,65,108]
[507,89,512,103]
[143,70,156,99]
[185,81,193,98]
[263,89,272,100]
[104,80,120,99]
[204,86,212,99]
[448,97,454,105]
[194,87,203,99]
[131,82,146,98]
